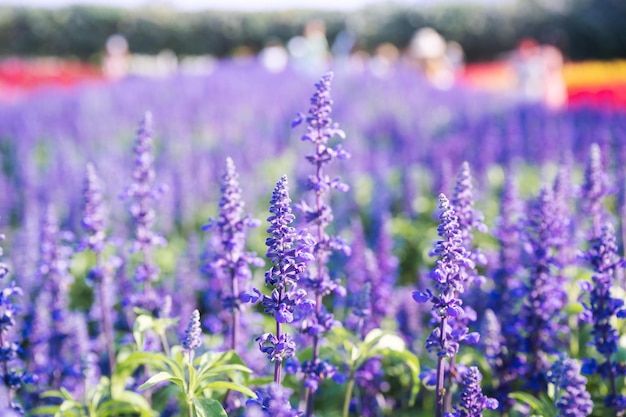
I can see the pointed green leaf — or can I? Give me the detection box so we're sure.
[373,348,420,405]
[193,397,228,417]
[200,380,256,397]
[139,371,185,391]
[509,392,556,417]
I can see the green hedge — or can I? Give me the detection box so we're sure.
[0,0,624,62]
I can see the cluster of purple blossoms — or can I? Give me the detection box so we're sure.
[517,186,569,390]
[181,309,202,353]
[0,232,31,414]
[292,71,350,413]
[204,157,263,351]
[581,143,609,237]
[547,357,593,417]
[413,194,478,417]
[81,162,117,375]
[246,383,302,417]
[124,112,167,310]
[579,222,626,411]
[253,176,315,384]
[445,366,498,417]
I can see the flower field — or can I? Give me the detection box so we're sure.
[0,59,626,417]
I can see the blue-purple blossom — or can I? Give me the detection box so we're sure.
[547,357,593,417]
[181,309,202,352]
[413,194,477,357]
[81,162,107,256]
[81,162,117,376]
[579,222,626,411]
[581,143,608,237]
[414,193,478,417]
[446,366,498,417]
[245,383,302,417]
[518,186,568,390]
[204,157,263,350]
[125,112,167,311]
[255,176,314,384]
[0,231,31,413]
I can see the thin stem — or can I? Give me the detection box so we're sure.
[231,265,239,352]
[96,251,116,376]
[342,374,355,417]
[274,287,285,385]
[305,143,326,417]
[160,331,171,357]
[435,316,448,417]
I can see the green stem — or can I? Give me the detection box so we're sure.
[160,331,171,357]
[342,375,355,417]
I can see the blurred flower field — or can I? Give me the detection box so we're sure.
[0,59,625,416]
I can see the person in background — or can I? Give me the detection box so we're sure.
[287,19,330,76]
[102,34,129,80]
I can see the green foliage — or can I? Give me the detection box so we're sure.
[1,1,625,61]
[29,377,157,417]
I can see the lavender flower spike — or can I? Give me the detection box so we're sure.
[256,176,314,385]
[413,193,477,417]
[204,157,263,352]
[293,71,350,417]
[0,231,31,413]
[82,163,116,376]
[182,309,202,353]
[125,112,167,309]
[446,366,498,417]
[547,356,593,417]
[581,143,608,237]
[579,222,626,411]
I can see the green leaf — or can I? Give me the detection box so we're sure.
[193,397,228,417]
[133,314,155,350]
[200,380,256,397]
[139,371,185,391]
[28,405,62,416]
[374,348,420,405]
[509,392,556,417]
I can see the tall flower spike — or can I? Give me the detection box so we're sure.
[204,157,263,352]
[81,163,116,376]
[447,366,498,417]
[413,194,477,417]
[256,176,314,385]
[292,72,350,417]
[125,112,167,310]
[547,357,593,417]
[582,143,608,237]
[82,162,106,255]
[0,231,31,413]
[517,186,568,391]
[182,309,202,352]
[579,222,626,411]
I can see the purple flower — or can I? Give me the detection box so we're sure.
[204,157,263,350]
[547,357,593,417]
[245,383,302,417]
[446,366,498,417]
[181,309,202,352]
[124,112,167,309]
[0,230,31,412]
[579,222,625,412]
[255,176,314,383]
[518,186,568,389]
[81,162,107,255]
[415,193,478,417]
[581,143,608,236]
